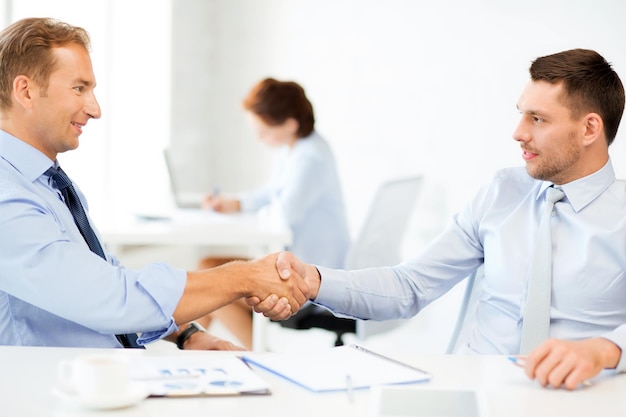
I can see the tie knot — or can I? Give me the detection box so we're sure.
[45,166,72,191]
[545,186,564,204]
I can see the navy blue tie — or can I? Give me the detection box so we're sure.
[46,166,142,349]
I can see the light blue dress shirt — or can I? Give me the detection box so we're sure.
[316,161,626,371]
[0,131,186,347]
[238,131,350,268]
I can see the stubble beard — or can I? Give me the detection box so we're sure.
[526,133,581,184]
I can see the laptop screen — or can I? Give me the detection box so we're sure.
[163,148,204,209]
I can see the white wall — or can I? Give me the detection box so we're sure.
[11,0,626,240]
[9,0,172,220]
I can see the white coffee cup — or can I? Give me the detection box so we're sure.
[58,354,131,400]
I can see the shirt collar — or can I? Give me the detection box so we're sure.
[0,130,55,182]
[536,159,615,213]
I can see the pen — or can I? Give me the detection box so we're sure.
[507,355,525,368]
[349,344,431,377]
[345,374,354,403]
[507,356,593,387]
[212,185,221,197]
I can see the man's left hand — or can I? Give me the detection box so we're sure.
[183,331,246,351]
[524,337,621,390]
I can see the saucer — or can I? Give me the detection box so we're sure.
[52,382,150,410]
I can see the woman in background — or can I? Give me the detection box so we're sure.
[199,78,350,349]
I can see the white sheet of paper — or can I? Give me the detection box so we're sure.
[243,344,431,392]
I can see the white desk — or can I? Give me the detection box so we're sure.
[2,346,625,417]
[98,208,292,352]
[99,208,291,254]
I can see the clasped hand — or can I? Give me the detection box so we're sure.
[246,251,319,320]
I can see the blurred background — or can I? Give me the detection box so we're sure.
[4,0,626,352]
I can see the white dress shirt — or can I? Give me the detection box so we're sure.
[315,161,626,371]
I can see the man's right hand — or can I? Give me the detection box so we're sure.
[275,251,321,298]
[243,252,310,314]
[246,251,322,319]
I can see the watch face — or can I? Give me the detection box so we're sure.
[191,322,205,332]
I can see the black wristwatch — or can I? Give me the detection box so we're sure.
[176,322,206,349]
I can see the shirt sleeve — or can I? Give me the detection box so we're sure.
[237,142,328,227]
[0,187,186,339]
[313,180,489,321]
[313,213,483,321]
[238,183,275,212]
[274,149,326,226]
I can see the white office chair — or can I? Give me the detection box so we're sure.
[350,176,424,341]
[445,265,484,354]
[257,175,423,350]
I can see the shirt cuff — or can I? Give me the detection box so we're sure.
[314,265,347,306]
[602,326,626,373]
[138,319,180,345]
[135,264,186,343]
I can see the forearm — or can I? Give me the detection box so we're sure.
[173,261,252,324]
[173,253,308,325]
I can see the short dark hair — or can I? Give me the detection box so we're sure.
[242,78,315,138]
[530,48,625,145]
[0,17,91,112]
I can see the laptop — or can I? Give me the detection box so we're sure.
[163,148,205,209]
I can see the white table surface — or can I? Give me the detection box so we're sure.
[98,208,292,250]
[2,346,625,417]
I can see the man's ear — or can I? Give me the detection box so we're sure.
[12,75,35,110]
[581,112,604,147]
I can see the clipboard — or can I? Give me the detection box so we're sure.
[242,344,431,392]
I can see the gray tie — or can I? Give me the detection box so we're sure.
[519,186,565,354]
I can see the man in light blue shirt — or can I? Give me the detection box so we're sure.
[263,49,626,390]
[0,18,307,350]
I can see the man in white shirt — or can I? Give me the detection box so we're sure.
[255,48,626,390]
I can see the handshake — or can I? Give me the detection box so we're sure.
[242,251,321,320]
[175,251,322,351]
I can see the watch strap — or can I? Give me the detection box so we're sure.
[176,322,205,349]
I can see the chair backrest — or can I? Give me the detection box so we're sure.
[445,265,484,354]
[351,176,423,340]
[345,176,423,269]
